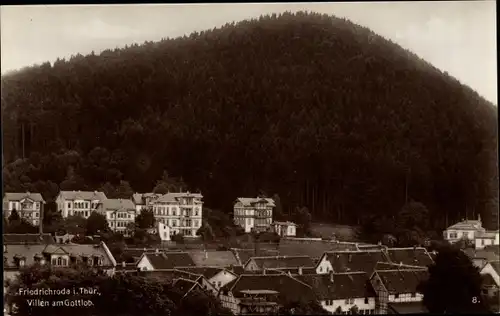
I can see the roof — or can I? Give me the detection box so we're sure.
[115,263,137,272]
[142,252,196,269]
[322,250,390,274]
[447,219,484,231]
[156,192,203,203]
[297,272,375,300]
[482,273,498,287]
[132,193,163,205]
[175,266,231,279]
[388,302,428,314]
[4,242,116,269]
[173,278,202,298]
[490,261,500,276]
[358,244,388,251]
[270,267,317,275]
[385,248,434,267]
[463,248,500,262]
[374,262,427,271]
[120,248,155,261]
[235,197,276,207]
[3,192,45,202]
[103,198,136,211]
[3,234,55,245]
[374,269,429,294]
[187,250,239,267]
[221,274,316,302]
[247,255,315,269]
[277,241,358,259]
[58,190,107,201]
[476,231,499,239]
[138,269,202,282]
[231,248,280,266]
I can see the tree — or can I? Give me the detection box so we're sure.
[43,202,64,233]
[171,233,185,244]
[61,215,87,235]
[350,305,359,315]
[153,171,187,194]
[59,165,85,191]
[5,218,38,234]
[8,209,20,222]
[100,181,134,199]
[273,193,286,221]
[86,212,110,236]
[293,206,312,237]
[279,298,331,315]
[135,209,155,229]
[196,221,215,241]
[418,246,491,314]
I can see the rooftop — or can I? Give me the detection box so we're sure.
[447,219,484,231]
[235,197,276,207]
[58,190,107,201]
[247,255,315,269]
[156,192,203,203]
[102,198,136,211]
[175,266,230,279]
[374,269,429,294]
[385,247,434,267]
[186,250,239,268]
[297,272,375,300]
[3,192,45,202]
[142,251,196,269]
[322,250,390,274]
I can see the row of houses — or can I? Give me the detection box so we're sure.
[3,191,296,239]
[443,215,500,249]
[4,233,499,314]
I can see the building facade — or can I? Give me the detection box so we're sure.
[271,221,297,237]
[233,197,275,233]
[443,216,485,244]
[102,199,136,235]
[131,193,163,214]
[3,192,45,226]
[475,231,500,250]
[151,192,203,238]
[56,190,108,218]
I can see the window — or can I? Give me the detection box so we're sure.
[365,298,369,304]
[411,293,416,298]
[482,239,485,246]
[93,256,99,266]
[57,257,62,266]
[67,202,72,208]
[217,281,222,288]
[395,294,399,299]
[36,203,40,210]
[345,299,349,304]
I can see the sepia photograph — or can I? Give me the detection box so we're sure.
[1,1,498,315]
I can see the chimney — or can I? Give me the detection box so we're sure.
[122,261,126,268]
[298,267,303,275]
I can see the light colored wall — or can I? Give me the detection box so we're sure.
[316,256,333,274]
[210,271,238,290]
[137,255,154,271]
[388,293,423,303]
[481,263,500,286]
[322,297,376,314]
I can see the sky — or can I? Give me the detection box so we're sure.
[1,2,497,104]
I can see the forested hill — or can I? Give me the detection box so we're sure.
[2,12,498,229]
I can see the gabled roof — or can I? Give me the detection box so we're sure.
[297,272,375,300]
[221,274,316,302]
[463,248,500,262]
[58,190,107,201]
[374,262,427,271]
[142,252,196,269]
[3,234,55,245]
[278,241,358,259]
[235,197,276,207]
[447,219,484,231]
[490,261,500,276]
[482,273,498,287]
[175,266,233,279]
[102,198,136,211]
[132,193,163,205]
[4,242,116,269]
[138,268,202,282]
[156,192,203,203]
[188,250,239,267]
[115,262,137,272]
[247,255,315,269]
[374,269,429,294]
[270,267,317,275]
[231,248,280,266]
[321,250,390,274]
[385,247,434,267]
[3,192,45,202]
[476,231,499,239]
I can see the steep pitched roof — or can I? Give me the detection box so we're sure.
[102,198,136,211]
[175,266,232,279]
[482,273,498,287]
[156,192,203,203]
[322,250,390,274]
[187,250,239,267]
[374,269,429,294]
[235,197,276,207]
[463,248,500,262]
[385,248,434,267]
[139,269,202,282]
[143,252,196,269]
[173,278,203,298]
[3,234,55,245]
[247,255,315,269]
[221,274,316,302]
[58,190,107,201]
[278,241,358,258]
[132,193,163,205]
[374,262,427,271]
[490,261,500,276]
[3,192,45,202]
[297,272,375,300]
[231,248,280,266]
[270,267,317,275]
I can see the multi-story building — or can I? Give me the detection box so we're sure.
[56,190,108,218]
[3,192,45,226]
[102,199,136,235]
[443,215,485,244]
[131,192,163,214]
[151,192,203,237]
[233,197,275,233]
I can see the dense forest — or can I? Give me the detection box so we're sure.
[2,12,498,230]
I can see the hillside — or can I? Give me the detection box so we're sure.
[1,11,498,229]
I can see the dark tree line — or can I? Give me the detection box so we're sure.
[2,11,498,230]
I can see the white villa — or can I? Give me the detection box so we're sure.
[102,199,136,235]
[271,221,297,237]
[56,190,108,218]
[233,197,275,233]
[444,215,499,249]
[3,192,45,226]
[151,192,203,238]
[131,192,163,214]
